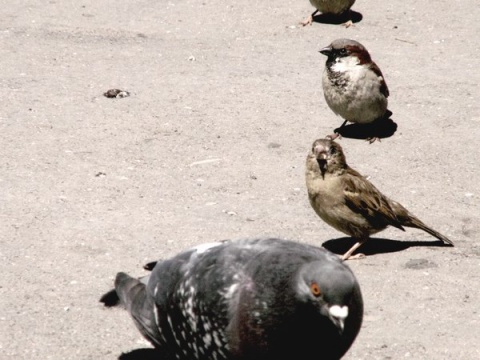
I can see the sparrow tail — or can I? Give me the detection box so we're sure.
[404,217,454,246]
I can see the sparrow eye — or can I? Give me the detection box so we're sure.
[339,48,347,55]
[310,282,322,297]
[329,146,337,155]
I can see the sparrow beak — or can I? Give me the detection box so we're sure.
[313,145,328,160]
[328,305,349,334]
[313,145,329,177]
[319,46,332,56]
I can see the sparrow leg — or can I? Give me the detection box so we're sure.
[300,10,319,26]
[327,120,348,140]
[341,10,354,28]
[342,239,367,260]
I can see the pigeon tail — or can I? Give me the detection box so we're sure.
[114,273,144,309]
[114,272,163,348]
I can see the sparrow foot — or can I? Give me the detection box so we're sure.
[326,133,341,141]
[366,136,381,144]
[300,15,313,26]
[300,10,319,26]
[343,253,366,260]
[342,20,353,28]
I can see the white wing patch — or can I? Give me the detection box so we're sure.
[192,242,222,254]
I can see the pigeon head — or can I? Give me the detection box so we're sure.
[295,259,360,333]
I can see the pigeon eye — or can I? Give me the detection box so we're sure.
[310,282,322,297]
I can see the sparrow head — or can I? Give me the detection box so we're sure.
[319,38,372,67]
[311,138,347,177]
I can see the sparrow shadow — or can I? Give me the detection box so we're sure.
[322,237,451,257]
[313,10,363,25]
[118,348,174,360]
[335,117,398,141]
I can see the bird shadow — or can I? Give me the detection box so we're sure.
[313,10,363,26]
[334,116,398,141]
[322,237,451,257]
[118,348,174,360]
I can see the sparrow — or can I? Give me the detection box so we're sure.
[100,237,364,360]
[305,138,454,260]
[301,0,356,27]
[320,39,391,142]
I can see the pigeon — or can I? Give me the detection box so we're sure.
[305,138,454,260]
[100,237,363,360]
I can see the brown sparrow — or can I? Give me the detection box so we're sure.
[305,138,454,260]
[320,39,391,142]
[301,0,356,27]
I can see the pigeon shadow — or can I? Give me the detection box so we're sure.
[313,10,363,26]
[334,116,398,141]
[119,348,174,360]
[322,237,451,257]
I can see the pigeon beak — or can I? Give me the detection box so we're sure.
[319,46,332,56]
[328,305,349,333]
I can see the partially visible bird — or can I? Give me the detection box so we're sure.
[320,39,391,143]
[100,237,364,360]
[301,0,356,27]
[305,138,454,260]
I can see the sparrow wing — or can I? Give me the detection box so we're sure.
[370,62,389,98]
[342,169,404,231]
